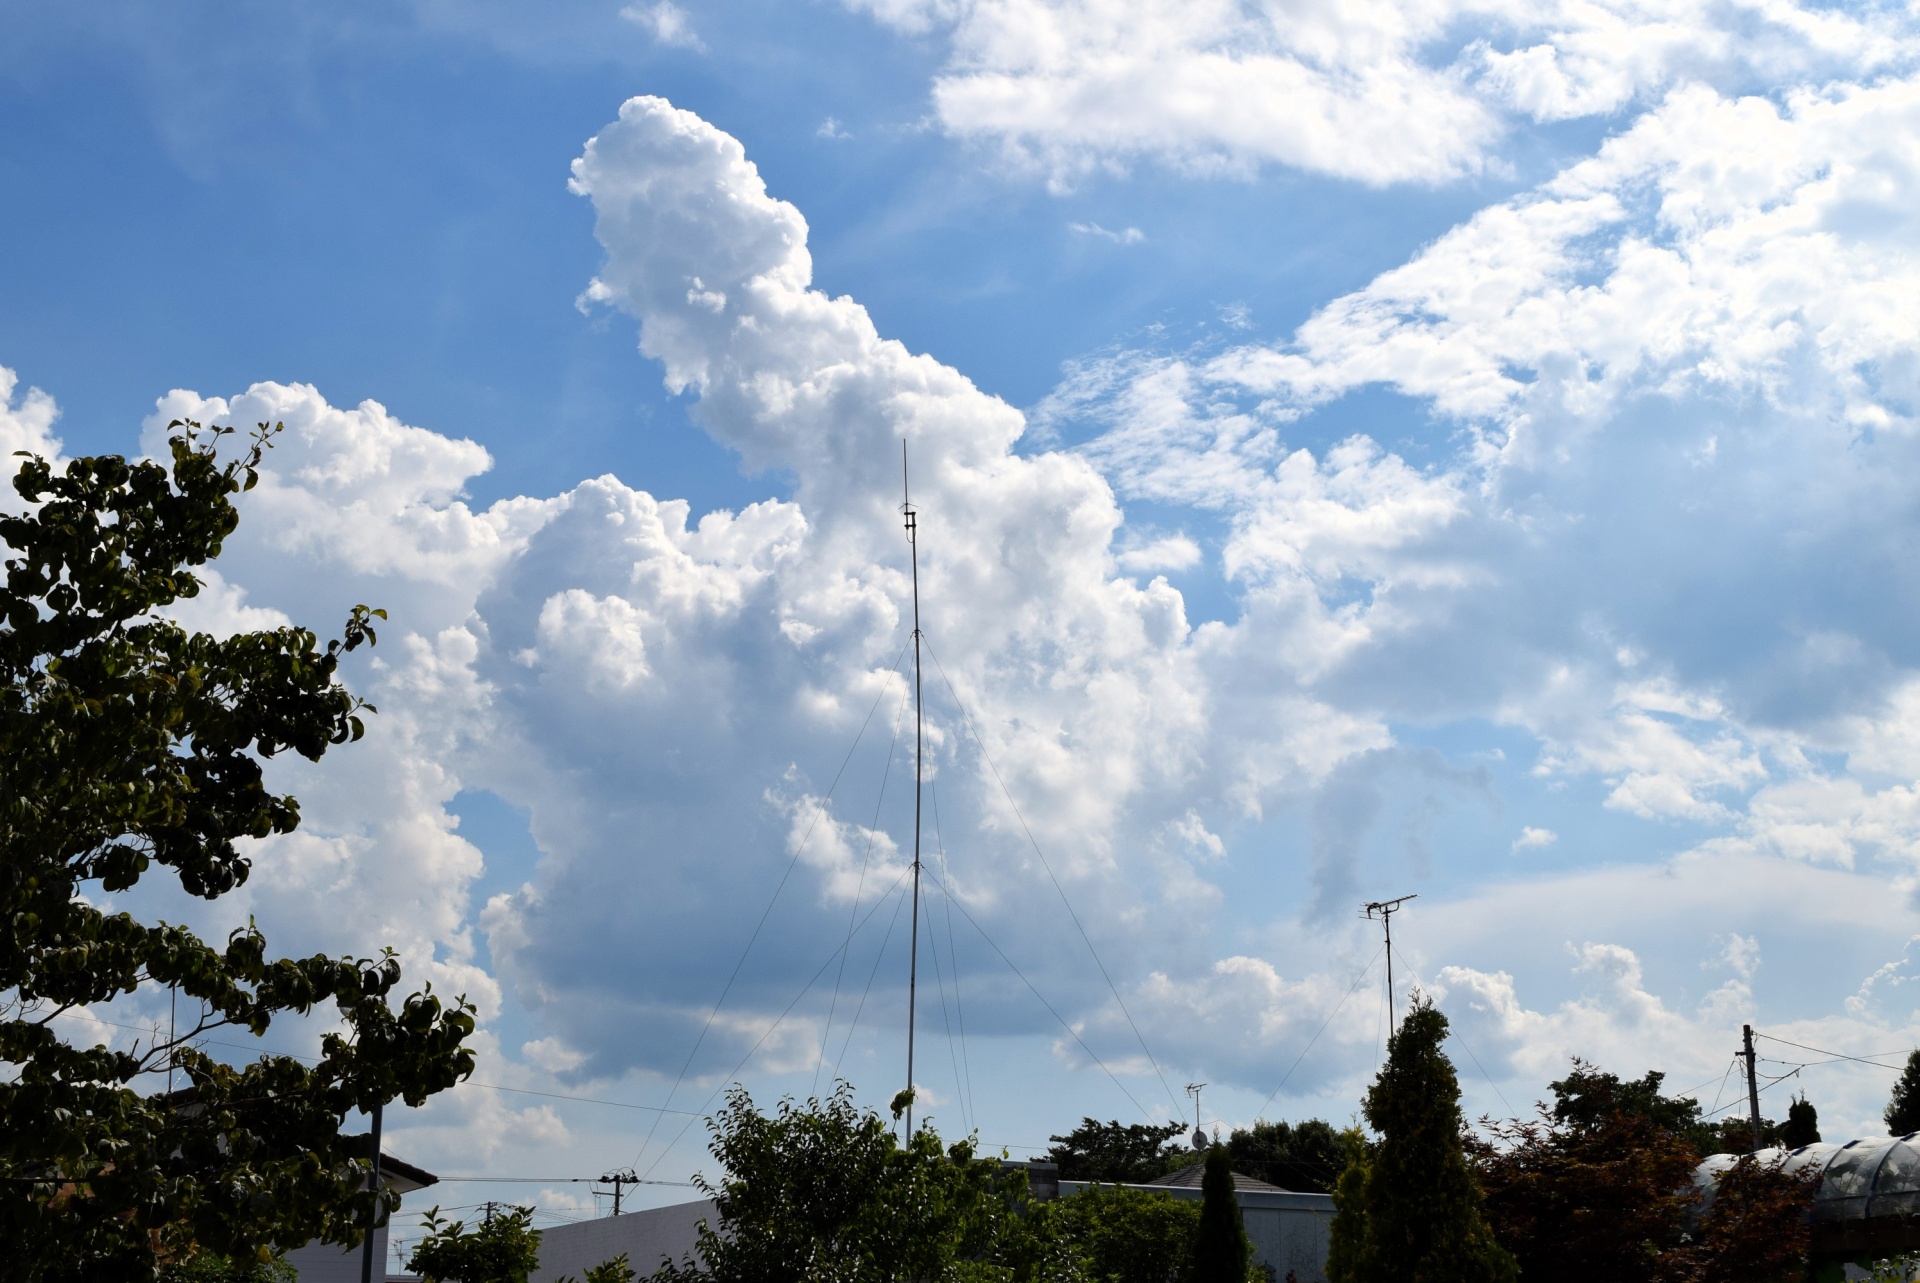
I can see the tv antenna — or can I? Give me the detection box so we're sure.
[1186,1082,1208,1150]
[1363,895,1417,1031]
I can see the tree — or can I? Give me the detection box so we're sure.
[1474,1058,1819,1283]
[1324,1127,1370,1283]
[409,1206,544,1283]
[1888,1051,1920,1136]
[1228,1119,1344,1193]
[1676,1154,1819,1283]
[1474,1093,1703,1282]
[1351,998,1515,1283]
[1047,1118,1190,1184]
[0,428,476,1279]
[1782,1094,1819,1148]
[1032,1184,1197,1283]
[1189,1143,1252,1283]
[653,1083,1045,1282]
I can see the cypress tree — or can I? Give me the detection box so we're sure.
[1783,1093,1820,1148]
[1355,998,1516,1283]
[1189,1142,1252,1282]
[1324,1128,1371,1283]
[1888,1052,1920,1136]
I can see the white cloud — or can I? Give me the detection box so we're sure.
[844,0,1919,187]
[620,1,704,50]
[1512,826,1556,850]
[1069,221,1144,245]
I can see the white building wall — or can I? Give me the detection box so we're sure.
[531,1199,717,1283]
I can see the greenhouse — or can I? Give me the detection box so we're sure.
[1695,1136,1920,1255]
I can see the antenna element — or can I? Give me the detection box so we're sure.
[1362,895,1418,1032]
[902,442,925,1139]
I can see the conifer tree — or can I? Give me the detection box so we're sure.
[1354,998,1515,1283]
[1189,1142,1251,1282]
[1324,1128,1371,1283]
[1783,1094,1820,1148]
[1888,1052,1920,1136]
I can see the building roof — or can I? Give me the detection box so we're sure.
[1145,1163,1288,1193]
[346,1133,439,1194]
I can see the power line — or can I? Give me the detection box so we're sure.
[921,635,1183,1117]
[1752,1031,1910,1070]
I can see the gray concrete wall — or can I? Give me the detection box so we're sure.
[1059,1180,1335,1283]
[531,1199,717,1283]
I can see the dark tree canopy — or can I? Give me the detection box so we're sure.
[1227,1118,1344,1193]
[0,429,475,1280]
[1782,1094,1819,1149]
[1476,1057,1818,1283]
[1046,1118,1190,1184]
[1342,998,1516,1283]
[1888,1051,1920,1136]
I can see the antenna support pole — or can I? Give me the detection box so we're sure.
[1363,895,1418,1032]
[1743,1024,1763,1150]
[903,442,925,1139]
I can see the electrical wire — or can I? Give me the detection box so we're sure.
[828,882,912,1082]
[921,635,1182,1117]
[814,675,916,1096]
[639,640,912,1171]
[1252,945,1383,1119]
[1752,1031,1910,1070]
[931,784,978,1132]
[919,862,1159,1123]
[636,863,919,1180]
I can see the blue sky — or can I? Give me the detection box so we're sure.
[14,0,1920,1249]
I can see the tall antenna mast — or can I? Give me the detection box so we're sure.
[902,442,925,1139]
[1363,895,1417,1032]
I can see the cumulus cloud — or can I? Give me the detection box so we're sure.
[843,0,1919,187]
[38,56,1920,1177]
[620,1,704,50]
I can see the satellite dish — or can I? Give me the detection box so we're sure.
[1192,1127,1209,1150]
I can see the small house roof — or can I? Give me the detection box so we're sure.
[1146,1163,1288,1193]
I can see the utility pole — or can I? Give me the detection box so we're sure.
[603,1168,638,1216]
[1743,1024,1764,1150]
[1363,895,1418,1031]
[901,442,926,1141]
[358,1101,384,1283]
[1185,1083,1208,1150]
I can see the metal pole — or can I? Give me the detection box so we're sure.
[358,1101,384,1283]
[1744,1024,1763,1150]
[903,442,924,1140]
[1384,910,1395,1031]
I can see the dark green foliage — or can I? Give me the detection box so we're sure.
[1783,1094,1820,1148]
[1324,1128,1370,1283]
[579,1255,638,1283]
[158,1253,297,1283]
[1033,1184,1197,1283]
[409,1205,543,1283]
[1047,1118,1190,1183]
[1548,1063,1703,1136]
[0,429,475,1280]
[1189,1144,1252,1283]
[653,1083,1048,1282]
[1351,999,1516,1283]
[1227,1119,1344,1193]
[1888,1051,1920,1136]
